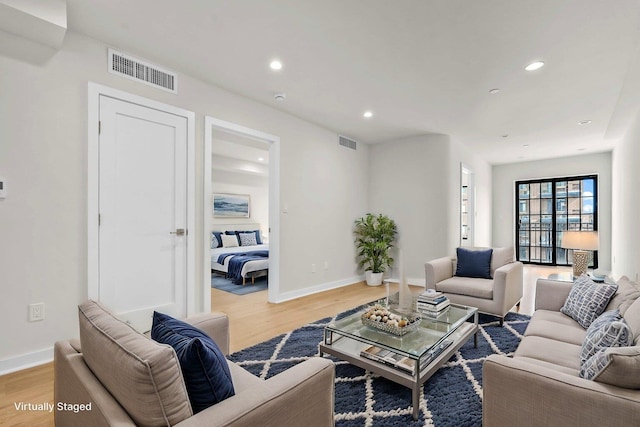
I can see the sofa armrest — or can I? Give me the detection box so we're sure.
[535,279,573,311]
[483,355,640,427]
[425,256,454,288]
[176,357,335,427]
[491,261,523,313]
[185,312,230,355]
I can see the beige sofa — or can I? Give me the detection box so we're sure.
[483,277,640,427]
[54,301,335,427]
[425,247,523,325]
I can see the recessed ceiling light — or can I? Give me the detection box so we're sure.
[258,157,264,162]
[269,60,282,70]
[502,134,509,138]
[523,144,530,148]
[525,61,545,71]
[578,120,592,125]
[489,88,501,95]
[363,111,373,118]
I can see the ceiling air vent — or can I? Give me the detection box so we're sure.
[338,135,357,150]
[108,49,177,94]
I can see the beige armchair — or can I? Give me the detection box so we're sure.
[54,301,335,426]
[425,247,523,325]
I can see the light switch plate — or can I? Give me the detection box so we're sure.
[0,179,5,198]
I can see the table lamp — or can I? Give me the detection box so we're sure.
[561,231,599,277]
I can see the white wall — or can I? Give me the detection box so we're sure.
[0,31,369,372]
[368,135,492,283]
[611,111,640,281]
[492,152,612,271]
[210,170,269,237]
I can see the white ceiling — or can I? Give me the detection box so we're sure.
[66,0,640,164]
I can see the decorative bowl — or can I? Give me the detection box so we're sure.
[361,305,421,336]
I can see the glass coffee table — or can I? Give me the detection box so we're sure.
[319,302,478,420]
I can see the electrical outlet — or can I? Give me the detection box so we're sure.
[29,303,45,322]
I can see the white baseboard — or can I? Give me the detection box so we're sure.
[0,347,53,376]
[273,275,425,303]
[274,276,365,303]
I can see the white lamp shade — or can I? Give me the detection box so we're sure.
[561,231,599,251]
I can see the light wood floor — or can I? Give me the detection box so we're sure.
[0,265,563,426]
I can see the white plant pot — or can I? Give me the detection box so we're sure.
[365,271,383,286]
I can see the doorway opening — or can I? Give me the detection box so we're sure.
[203,117,280,311]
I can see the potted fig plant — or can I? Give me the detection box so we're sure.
[354,213,398,286]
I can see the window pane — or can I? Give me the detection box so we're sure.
[530,183,540,198]
[541,182,553,198]
[556,181,567,197]
[582,179,595,197]
[519,200,529,214]
[568,197,581,214]
[556,198,567,213]
[568,180,581,197]
[519,184,529,199]
[530,199,540,214]
[541,199,553,214]
[582,197,594,214]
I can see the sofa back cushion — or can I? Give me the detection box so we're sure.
[607,275,640,315]
[78,301,192,427]
[455,247,493,279]
[623,296,640,345]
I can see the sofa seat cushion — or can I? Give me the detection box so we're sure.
[78,301,192,427]
[515,356,579,377]
[514,336,582,371]
[437,276,493,299]
[524,318,586,346]
[151,312,235,413]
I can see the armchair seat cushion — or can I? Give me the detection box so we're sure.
[437,276,493,299]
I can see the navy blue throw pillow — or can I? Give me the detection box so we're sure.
[151,312,235,413]
[455,248,493,279]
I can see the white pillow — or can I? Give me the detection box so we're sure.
[221,234,239,248]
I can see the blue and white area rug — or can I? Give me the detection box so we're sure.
[211,274,267,295]
[228,309,529,427]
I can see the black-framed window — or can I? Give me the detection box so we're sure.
[516,175,598,267]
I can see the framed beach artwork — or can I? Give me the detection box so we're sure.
[213,193,251,217]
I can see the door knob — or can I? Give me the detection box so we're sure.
[170,228,186,236]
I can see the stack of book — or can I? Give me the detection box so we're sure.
[417,290,450,317]
[360,345,416,374]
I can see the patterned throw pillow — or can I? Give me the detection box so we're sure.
[580,310,631,364]
[580,345,640,388]
[560,274,618,328]
[239,232,257,247]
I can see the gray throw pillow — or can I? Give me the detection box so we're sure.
[560,274,618,329]
[580,310,631,364]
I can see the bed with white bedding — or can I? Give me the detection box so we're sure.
[210,226,268,285]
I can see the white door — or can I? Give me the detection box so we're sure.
[98,95,187,331]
